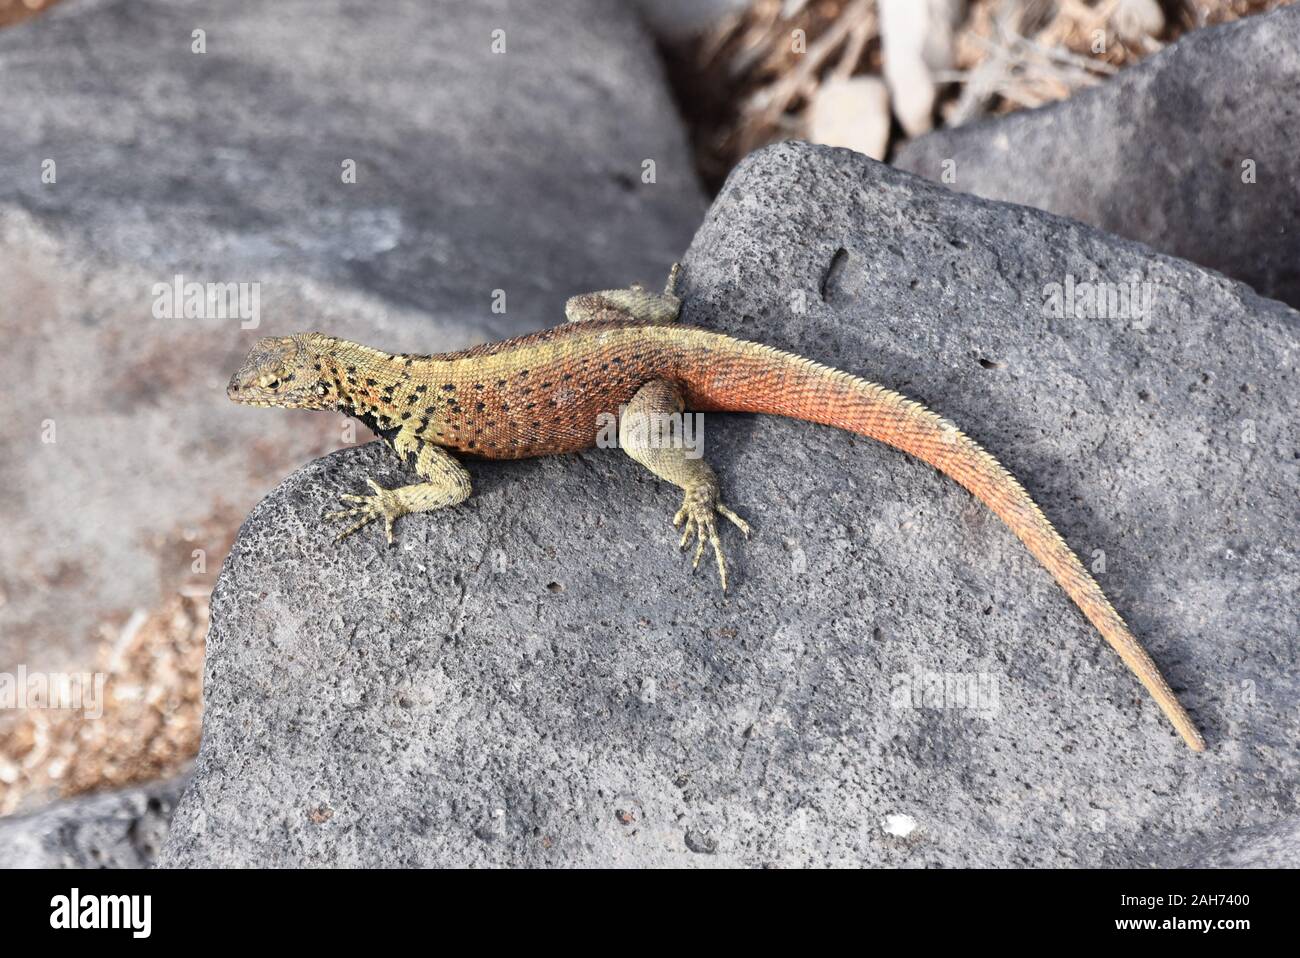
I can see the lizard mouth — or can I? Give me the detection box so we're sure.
[229,395,308,408]
[226,381,319,409]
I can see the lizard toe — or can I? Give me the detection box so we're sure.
[326,477,409,544]
[674,487,745,591]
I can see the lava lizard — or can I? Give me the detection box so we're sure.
[227,264,1206,751]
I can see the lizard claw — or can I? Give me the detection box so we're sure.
[672,485,750,591]
[324,477,408,545]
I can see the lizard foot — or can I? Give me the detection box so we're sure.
[324,478,409,545]
[672,484,750,591]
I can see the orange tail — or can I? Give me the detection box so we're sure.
[682,335,1205,751]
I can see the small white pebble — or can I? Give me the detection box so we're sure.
[882,813,918,837]
[808,76,891,161]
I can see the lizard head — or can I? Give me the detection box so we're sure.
[227,334,332,409]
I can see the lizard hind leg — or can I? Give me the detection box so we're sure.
[619,379,750,591]
[564,263,683,324]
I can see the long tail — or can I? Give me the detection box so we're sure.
[682,334,1205,751]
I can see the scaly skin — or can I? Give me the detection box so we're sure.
[228,265,1206,752]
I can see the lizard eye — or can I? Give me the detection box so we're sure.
[264,378,281,390]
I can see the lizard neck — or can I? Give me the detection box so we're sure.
[311,335,450,433]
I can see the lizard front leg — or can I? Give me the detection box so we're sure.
[619,379,750,590]
[326,429,471,545]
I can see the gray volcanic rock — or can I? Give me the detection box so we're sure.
[896,7,1300,308]
[0,775,189,868]
[0,0,702,676]
[161,143,1298,867]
